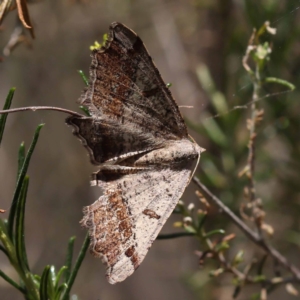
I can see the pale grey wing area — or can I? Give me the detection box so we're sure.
[81,161,195,284]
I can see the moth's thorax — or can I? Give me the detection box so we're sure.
[133,139,200,166]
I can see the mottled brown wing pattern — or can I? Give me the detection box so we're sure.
[81,161,194,284]
[80,22,188,140]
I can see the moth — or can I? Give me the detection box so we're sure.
[66,22,203,284]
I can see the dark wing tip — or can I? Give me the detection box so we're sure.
[65,115,77,125]
[110,21,123,29]
[109,22,138,50]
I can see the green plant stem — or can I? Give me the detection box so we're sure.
[0,243,9,256]
[0,269,26,293]
[61,233,90,300]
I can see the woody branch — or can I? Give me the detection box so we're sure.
[192,177,300,282]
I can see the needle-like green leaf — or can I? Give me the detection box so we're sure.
[64,236,75,282]
[17,142,26,180]
[0,87,15,145]
[7,124,44,239]
[78,70,89,86]
[61,233,90,300]
[40,265,51,300]
[54,266,67,290]
[55,283,67,300]
[15,176,30,272]
[47,265,56,299]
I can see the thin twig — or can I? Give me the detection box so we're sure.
[192,177,300,281]
[242,29,256,77]
[157,232,195,239]
[242,31,258,204]
[242,28,265,235]
[0,106,84,117]
[247,106,257,202]
[204,89,293,121]
[204,234,246,280]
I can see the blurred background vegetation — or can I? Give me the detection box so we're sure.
[1,0,300,299]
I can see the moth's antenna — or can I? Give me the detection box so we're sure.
[188,134,205,183]
[0,106,84,117]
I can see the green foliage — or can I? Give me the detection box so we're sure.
[167,19,299,298]
[0,89,89,300]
